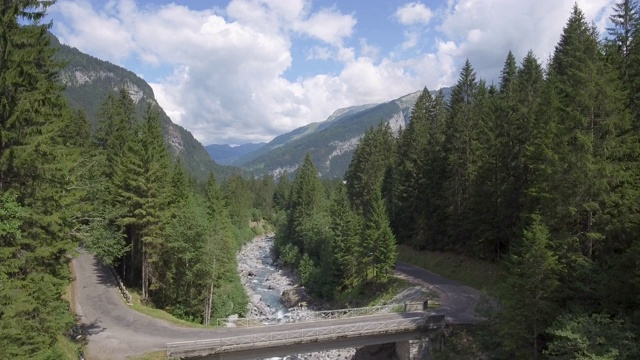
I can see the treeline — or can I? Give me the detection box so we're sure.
[274,148,398,299]
[0,3,274,358]
[378,3,640,359]
[1,2,87,357]
[86,88,256,324]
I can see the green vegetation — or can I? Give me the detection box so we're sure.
[128,290,209,328]
[330,278,411,309]
[387,3,640,359]
[397,245,501,294]
[127,351,168,360]
[0,3,276,358]
[50,32,238,182]
[275,137,400,300]
[6,2,640,360]
[0,2,78,358]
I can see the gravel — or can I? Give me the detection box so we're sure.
[236,235,357,360]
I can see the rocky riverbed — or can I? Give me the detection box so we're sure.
[236,235,356,360]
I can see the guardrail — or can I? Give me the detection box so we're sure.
[169,316,440,357]
[217,302,424,327]
[109,266,132,306]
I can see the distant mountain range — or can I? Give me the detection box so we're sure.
[227,88,451,178]
[205,143,266,165]
[51,33,451,181]
[50,34,236,181]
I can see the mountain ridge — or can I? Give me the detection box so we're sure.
[232,88,450,178]
[205,142,266,165]
[50,34,237,181]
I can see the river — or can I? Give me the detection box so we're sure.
[236,235,356,360]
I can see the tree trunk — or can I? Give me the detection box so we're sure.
[142,247,148,300]
[205,281,214,325]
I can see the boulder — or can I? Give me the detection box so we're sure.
[281,287,311,308]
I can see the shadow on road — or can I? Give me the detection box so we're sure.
[92,257,116,288]
[81,319,106,336]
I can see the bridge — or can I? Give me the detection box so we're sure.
[167,304,445,359]
[72,250,481,359]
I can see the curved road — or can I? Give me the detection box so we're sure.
[73,251,481,359]
[394,262,483,323]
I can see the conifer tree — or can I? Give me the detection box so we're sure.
[419,90,449,249]
[394,87,432,245]
[549,4,633,263]
[138,105,171,299]
[498,215,560,360]
[283,153,324,254]
[0,1,77,356]
[361,188,397,283]
[329,184,362,289]
[345,122,396,216]
[442,60,482,250]
[273,170,291,210]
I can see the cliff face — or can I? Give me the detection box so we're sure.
[236,89,450,179]
[52,34,237,181]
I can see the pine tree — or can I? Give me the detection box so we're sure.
[498,215,560,359]
[607,0,639,96]
[394,87,432,246]
[138,105,171,300]
[419,90,449,249]
[273,170,291,210]
[283,153,325,255]
[345,122,395,216]
[549,4,633,263]
[442,59,482,250]
[0,1,78,356]
[361,189,397,283]
[329,184,362,289]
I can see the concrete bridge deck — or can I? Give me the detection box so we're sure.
[167,313,445,359]
[73,250,481,359]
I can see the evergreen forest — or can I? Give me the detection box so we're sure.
[4,1,640,360]
[0,2,271,357]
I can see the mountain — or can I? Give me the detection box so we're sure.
[50,35,237,181]
[205,143,266,165]
[236,88,451,178]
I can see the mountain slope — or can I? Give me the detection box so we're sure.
[238,89,450,178]
[205,143,266,165]
[50,35,236,181]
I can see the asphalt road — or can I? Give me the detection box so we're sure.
[393,262,483,324]
[73,251,481,359]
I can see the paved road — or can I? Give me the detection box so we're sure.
[73,251,481,359]
[394,262,483,323]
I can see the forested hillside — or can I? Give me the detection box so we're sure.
[380,3,639,359]
[205,142,265,165]
[238,91,437,178]
[279,2,640,358]
[0,3,272,358]
[50,35,236,181]
[5,1,640,359]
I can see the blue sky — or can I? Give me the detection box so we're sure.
[48,0,615,145]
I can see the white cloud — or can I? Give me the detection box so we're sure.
[50,0,618,145]
[438,0,615,81]
[395,2,433,25]
[295,8,356,46]
[401,30,420,50]
[53,0,136,63]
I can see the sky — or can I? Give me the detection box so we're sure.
[48,0,616,146]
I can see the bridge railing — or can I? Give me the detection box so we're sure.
[216,303,414,327]
[169,316,440,357]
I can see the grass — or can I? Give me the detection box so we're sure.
[397,245,502,294]
[330,277,413,309]
[127,351,168,360]
[128,289,210,328]
[60,255,84,359]
[55,335,81,360]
